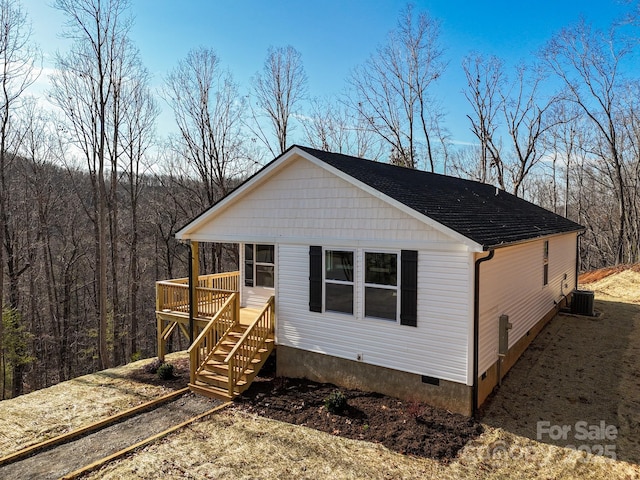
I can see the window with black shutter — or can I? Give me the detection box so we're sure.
[308,247,418,326]
[244,243,254,287]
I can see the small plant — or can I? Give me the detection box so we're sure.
[324,389,347,414]
[406,401,423,418]
[157,362,175,380]
[130,351,142,362]
[143,358,163,374]
[272,376,288,391]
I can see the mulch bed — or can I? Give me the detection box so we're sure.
[130,355,483,461]
[233,356,483,461]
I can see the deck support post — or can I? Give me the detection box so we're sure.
[156,282,164,360]
[157,317,165,361]
[189,241,200,344]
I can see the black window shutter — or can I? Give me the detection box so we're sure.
[309,246,322,312]
[244,244,254,287]
[400,250,418,327]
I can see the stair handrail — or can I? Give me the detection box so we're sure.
[224,296,275,396]
[188,292,239,384]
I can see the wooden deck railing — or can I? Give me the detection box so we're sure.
[188,293,240,385]
[197,272,240,292]
[156,281,190,313]
[156,271,240,315]
[225,295,275,397]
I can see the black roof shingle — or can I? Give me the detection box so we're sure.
[297,145,584,250]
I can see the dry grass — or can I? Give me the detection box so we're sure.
[80,410,638,480]
[0,351,188,456]
[84,409,444,480]
[578,263,640,285]
[581,268,640,303]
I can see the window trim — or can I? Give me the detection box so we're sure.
[245,243,275,289]
[323,249,355,315]
[363,250,400,322]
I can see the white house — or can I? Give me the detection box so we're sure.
[173,145,584,415]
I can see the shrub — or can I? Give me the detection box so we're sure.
[325,390,347,414]
[157,362,175,380]
[143,358,163,374]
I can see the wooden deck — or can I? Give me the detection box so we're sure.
[155,271,275,400]
[240,308,263,326]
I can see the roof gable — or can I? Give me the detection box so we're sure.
[177,145,584,249]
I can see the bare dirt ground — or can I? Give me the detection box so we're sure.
[480,293,640,464]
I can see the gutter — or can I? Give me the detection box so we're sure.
[472,249,495,418]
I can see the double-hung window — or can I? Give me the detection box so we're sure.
[364,252,398,321]
[245,244,275,288]
[310,247,417,326]
[325,250,354,314]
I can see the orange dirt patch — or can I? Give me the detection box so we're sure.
[578,263,640,284]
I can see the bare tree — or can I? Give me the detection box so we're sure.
[302,97,383,159]
[163,47,248,273]
[118,64,158,359]
[50,0,134,369]
[462,54,504,185]
[250,45,307,156]
[544,102,583,217]
[348,4,447,170]
[0,0,39,396]
[543,19,633,264]
[462,54,559,196]
[502,64,559,197]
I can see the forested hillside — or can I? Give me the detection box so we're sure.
[1,0,639,398]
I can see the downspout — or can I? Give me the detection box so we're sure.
[472,249,495,418]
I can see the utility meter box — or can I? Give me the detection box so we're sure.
[498,314,512,356]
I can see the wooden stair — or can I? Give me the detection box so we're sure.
[188,323,274,400]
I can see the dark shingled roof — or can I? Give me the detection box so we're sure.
[297,145,584,250]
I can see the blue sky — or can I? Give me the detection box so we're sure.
[26,0,634,146]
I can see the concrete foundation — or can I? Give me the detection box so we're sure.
[277,346,473,416]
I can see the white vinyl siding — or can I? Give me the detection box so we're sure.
[191,157,456,247]
[477,233,577,374]
[277,244,472,385]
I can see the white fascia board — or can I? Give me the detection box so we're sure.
[296,150,485,253]
[175,148,302,240]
